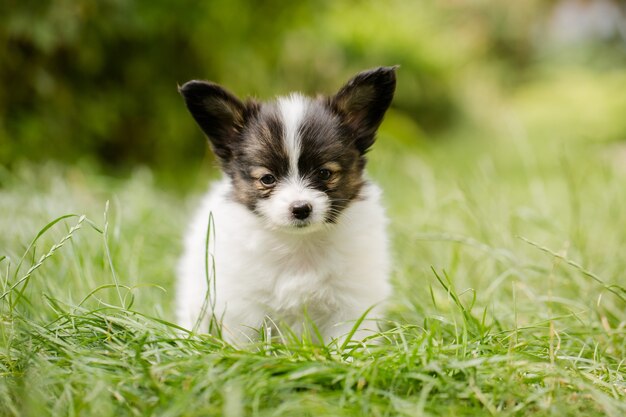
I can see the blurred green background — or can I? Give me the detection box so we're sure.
[2,5,626,414]
[2,0,625,181]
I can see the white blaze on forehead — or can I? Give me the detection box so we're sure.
[277,94,308,175]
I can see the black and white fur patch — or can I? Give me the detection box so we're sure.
[180,66,396,231]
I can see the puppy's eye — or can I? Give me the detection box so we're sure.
[259,174,277,187]
[317,168,332,181]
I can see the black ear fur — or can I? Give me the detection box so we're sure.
[179,80,252,162]
[330,66,397,154]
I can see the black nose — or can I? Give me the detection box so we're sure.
[291,201,312,220]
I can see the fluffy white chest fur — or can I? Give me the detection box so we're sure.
[176,178,390,344]
[175,66,397,344]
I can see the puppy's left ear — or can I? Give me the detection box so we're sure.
[179,80,253,163]
[330,66,397,154]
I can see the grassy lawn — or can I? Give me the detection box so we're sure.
[1,74,626,416]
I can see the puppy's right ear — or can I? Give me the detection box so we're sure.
[179,80,250,162]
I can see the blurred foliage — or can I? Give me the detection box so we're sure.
[1,0,626,173]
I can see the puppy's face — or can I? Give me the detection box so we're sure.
[229,96,366,230]
[180,67,396,232]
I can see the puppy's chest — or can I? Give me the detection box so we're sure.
[251,238,345,310]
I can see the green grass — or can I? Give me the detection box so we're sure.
[2,94,626,415]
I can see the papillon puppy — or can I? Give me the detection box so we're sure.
[176,66,396,344]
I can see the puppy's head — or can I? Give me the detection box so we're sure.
[180,67,396,232]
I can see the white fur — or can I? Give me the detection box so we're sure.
[176,178,391,344]
[277,94,307,174]
[256,176,330,230]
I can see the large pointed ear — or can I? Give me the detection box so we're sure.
[179,80,251,162]
[330,66,397,154]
